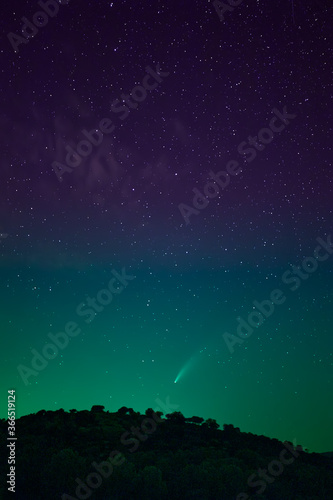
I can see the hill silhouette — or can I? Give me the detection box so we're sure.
[1,406,332,499]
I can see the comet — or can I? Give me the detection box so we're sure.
[174,355,198,384]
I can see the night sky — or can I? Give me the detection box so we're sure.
[0,0,332,453]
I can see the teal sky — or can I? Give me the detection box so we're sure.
[1,251,332,453]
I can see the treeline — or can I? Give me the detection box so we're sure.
[0,406,332,499]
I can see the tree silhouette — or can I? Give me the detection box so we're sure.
[165,411,186,424]
[4,406,331,500]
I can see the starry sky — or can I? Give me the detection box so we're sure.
[0,0,332,453]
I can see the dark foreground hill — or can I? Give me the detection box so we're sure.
[1,406,332,500]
